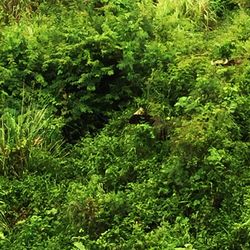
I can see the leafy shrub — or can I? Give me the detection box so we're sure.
[0,1,155,142]
[0,175,71,249]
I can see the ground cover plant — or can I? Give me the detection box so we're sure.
[0,0,249,249]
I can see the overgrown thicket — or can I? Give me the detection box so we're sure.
[0,0,250,249]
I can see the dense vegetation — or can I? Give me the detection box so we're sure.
[0,0,249,249]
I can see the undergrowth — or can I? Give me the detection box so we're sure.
[0,0,249,249]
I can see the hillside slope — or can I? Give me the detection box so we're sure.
[0,1,249,249]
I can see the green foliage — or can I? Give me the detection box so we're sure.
[0,0,40,23]
[0,1,155,141]
[0,101,64,177]
[155,0,218,29]
[0,0,249,249]
[0,175,70,249]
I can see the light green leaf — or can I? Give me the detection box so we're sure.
[73,242,86,250]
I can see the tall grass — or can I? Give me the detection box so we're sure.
[0,207,9,235]
[0,102,64,177]
[155,0,218,28]
[0,0,40,23]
